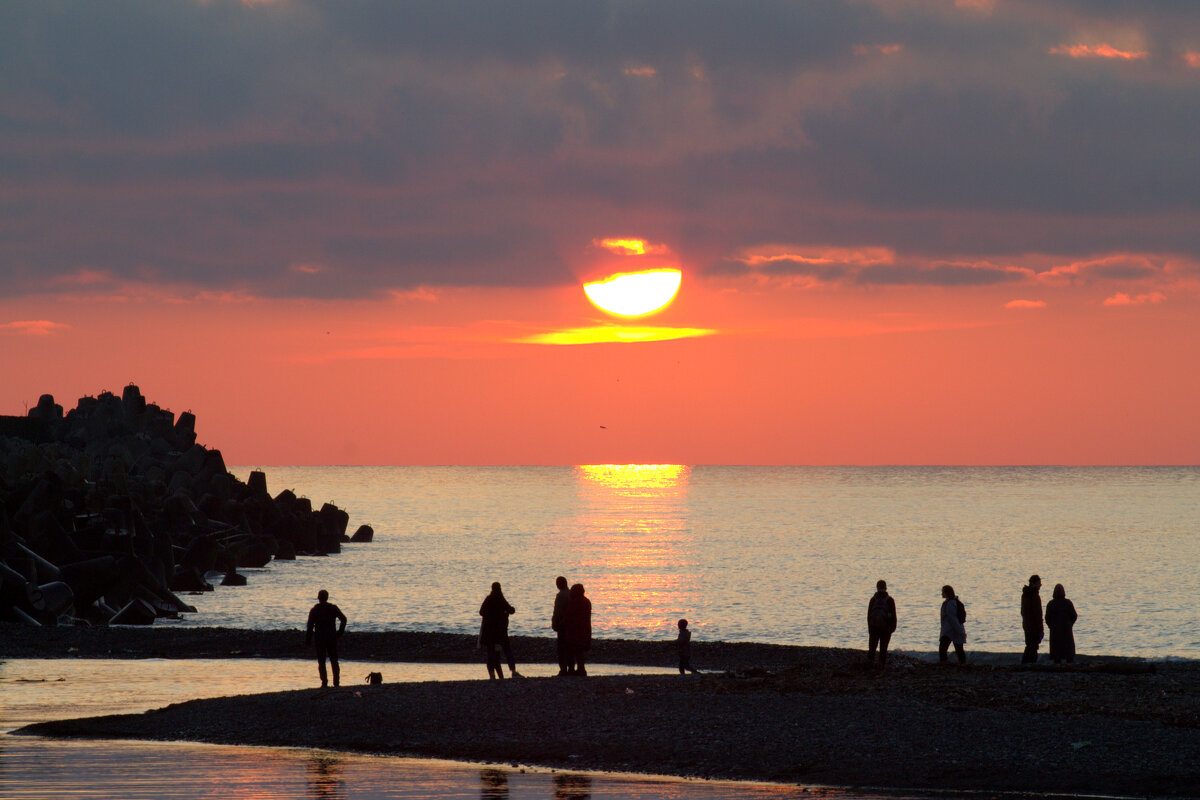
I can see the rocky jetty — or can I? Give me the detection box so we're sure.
[0,385,371,627]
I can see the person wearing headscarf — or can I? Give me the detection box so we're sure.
[563,583,592,676]
[1044,583,1079,664]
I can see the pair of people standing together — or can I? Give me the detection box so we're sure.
[1021,574,1079,664]
[480,578,592,678]
[550,576,592,676]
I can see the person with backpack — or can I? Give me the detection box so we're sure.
[867,580,898,667]
[939,585,967,665]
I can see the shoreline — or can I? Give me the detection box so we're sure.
[9,627,1200,796]
[1,624,1186,667]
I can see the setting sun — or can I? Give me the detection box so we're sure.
[583,269,682,317]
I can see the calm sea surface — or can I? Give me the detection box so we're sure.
[172,466,1200,660]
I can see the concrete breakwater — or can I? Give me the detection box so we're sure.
[0,384,373,627]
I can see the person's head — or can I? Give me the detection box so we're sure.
[678,618,688,630]
[1053,583,1065,599]
[876,580,887,592]
[1028,574,1041,588]
[556,575,568,590]
[491,581,502,594]
[317,589,329,603]
[942,585,954,599]
[571,583,585,598]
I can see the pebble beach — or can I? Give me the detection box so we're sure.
[9,627,1200,797]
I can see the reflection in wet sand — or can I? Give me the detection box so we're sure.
[570,465,699,637]
[481,768,509,799]
[554,772,592,799]
[307,753,347,800]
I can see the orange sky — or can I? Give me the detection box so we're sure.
[5,2,1200,464]
[5,250,1198,464]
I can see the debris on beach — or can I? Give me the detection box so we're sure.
[0,384,373,627]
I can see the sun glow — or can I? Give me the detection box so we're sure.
[583,269,682,317]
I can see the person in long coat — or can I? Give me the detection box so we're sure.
[939,585,967,665]
[479,582,521,679]
[1044,583,1078,664]
[562,583,592,676]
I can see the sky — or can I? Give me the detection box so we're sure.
[3,0,1199,465]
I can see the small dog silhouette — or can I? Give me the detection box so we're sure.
[365,671,383,685]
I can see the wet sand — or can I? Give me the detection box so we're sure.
[9,627,1200,796]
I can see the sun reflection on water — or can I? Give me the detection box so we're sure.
[570,465,699,637]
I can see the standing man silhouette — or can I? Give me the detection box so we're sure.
[551,576,571,676]
[867,580,898,668]
[306,589,347,687]
[1021,574,1044,664]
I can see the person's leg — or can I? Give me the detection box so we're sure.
[486,646,501,678]
[938,636,950,663]
[315,642,329,686]
[502,640,520,676]
[1022,633,1039,663]
[878,631,891,667]
[557,633,570,675]
[868,629,880,663]
[955,642,966,664]
[567,645,585,676]
[328,639,340,687]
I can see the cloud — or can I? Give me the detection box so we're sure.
[1103,291,1166,306]
[593,238,671,256]
[0,320,70,335]
[290,263,326,275]
[1038,254,1164,285]
[1049,44,1149,61]
[852,44,902,56]
[515,325,717,345]
[3,1,1200,301]
[1005,299,1046,309]
[855,262,1031,287]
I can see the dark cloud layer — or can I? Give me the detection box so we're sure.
[3,0,1200,298]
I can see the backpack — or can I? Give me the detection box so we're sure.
[868,594,893,628]
[956,598,966,624]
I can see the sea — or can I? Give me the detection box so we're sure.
[200,465,1197,659]
[4,465,1198,799]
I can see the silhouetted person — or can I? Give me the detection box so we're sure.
[479,581,521,679]
[551,575,571,676]
[1021,574,1044,663]
[939,585,966,665]
[867,579,898,668]
[563,582,592,676]
[306,589,346,687]
[676,618,698,674]
[1045,583,1078,664]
